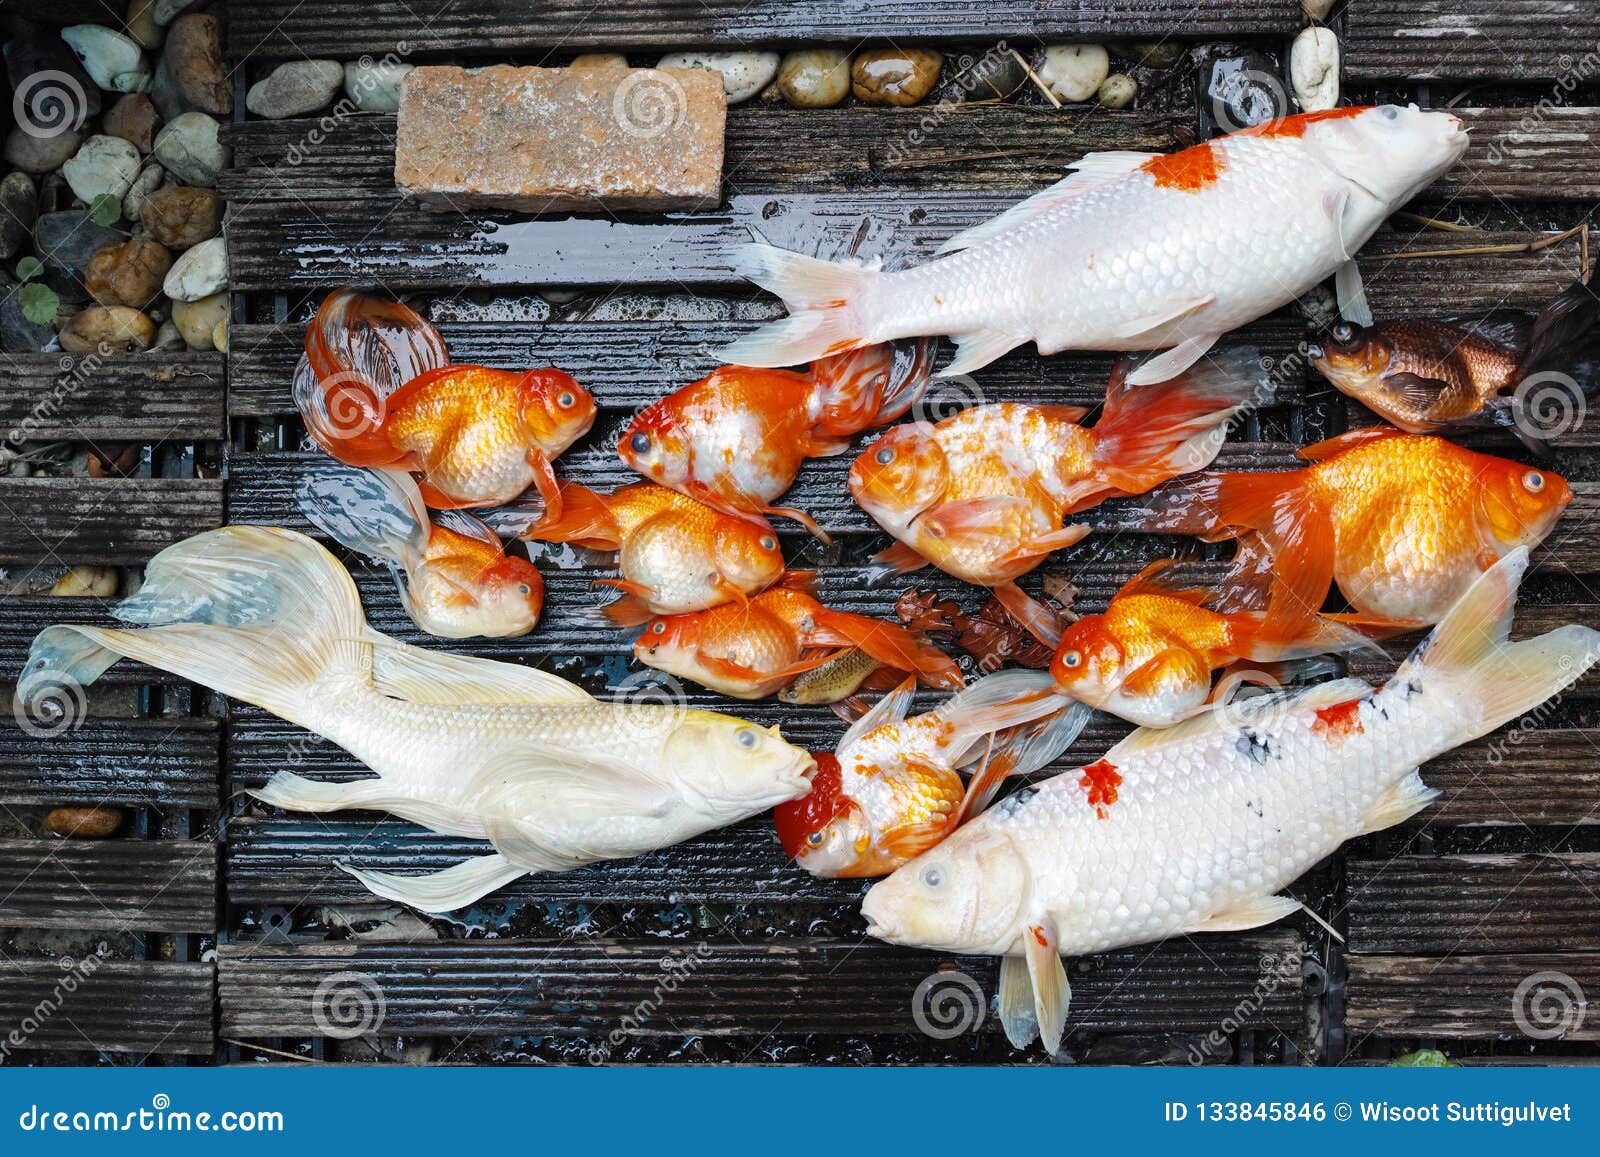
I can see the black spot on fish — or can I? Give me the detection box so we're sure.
[1236,729,1275,765]
[1244,798,1265,818]
[991,785,1039,819]
[1403,681,1422,699]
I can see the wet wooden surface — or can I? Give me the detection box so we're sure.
[0,960,215,1055]
[1345,2,1600,81]
[0,837,217,932]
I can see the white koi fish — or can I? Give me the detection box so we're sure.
[726,106,1469,385]
[860,548,1597,1054]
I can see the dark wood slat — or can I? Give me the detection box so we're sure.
[0,959,214,1054]
[1345,3,1600,81]
[0,837,216,931]
[0,596,186,686]
[227,0,1302,57]
[1441,107,1600,202]
[0,478,224,565]
[220,107,1186,203]
[218,932,1301,1039]
[1347,954,1600,1041]
[0,717,219,809]
[0,354,225,444]
[227,315,1310,419]
[1347,854,1600,956]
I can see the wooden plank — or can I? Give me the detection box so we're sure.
[220,107,1186,203]
[0,717,219,809]
[1441,107,1600,202]
[1347,854,1600,956]
[1345,3,1600,81]
[0,837,216,932]
[217,932,1302,1039]
[228,0,1302,58]
[0,478,224,565]
[1346,954,1600,1041]
[0,959,214,1055]
[0,354,225,444]
[227,315,1310,419]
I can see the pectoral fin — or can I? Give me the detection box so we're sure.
[1023,918,1071,1056]
[1190,893,1303,933]
[1335,259,1373,326]
[339,852,528,913]
[997,954,1040,1049]
[1122,332,1222,386]
[1358,769,1439,835]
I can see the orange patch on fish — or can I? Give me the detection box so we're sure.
[1079,758,1122,819]
[1241,107,1371,140]
[1312,698,1365,743]
[1140,142,1224,193]
[1031,926,1050,948]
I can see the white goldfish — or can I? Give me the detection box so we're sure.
[726,106,1469,384]
[861,549,1597,1054]
[17,526,814,912]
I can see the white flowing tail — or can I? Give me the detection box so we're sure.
[721,243,882,367]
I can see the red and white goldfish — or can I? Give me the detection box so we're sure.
[488,480,787,623]
[849,348,1271,643]
[294,288,595,512]
[618,340,931,541]
[297,464,543,639]
[862,550,1599,1053]
[635,585,962,700]
[775,671,1090,877]
[726,107,1468,384]
[1047,560,1384,727]
[1137,427,1572,630]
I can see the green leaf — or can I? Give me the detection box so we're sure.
[89,192,122,227]
[18,281,60,327]
[15,256,43,283]
[1390,1048,1458,1068]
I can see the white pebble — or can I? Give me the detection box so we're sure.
[344,58,414,112]
[656,50,779,105]
[1291,27,1340,112]
[162,234,226,302]
[61,134,141,204]
[1038,44,1109,103]
[61,24,150,93]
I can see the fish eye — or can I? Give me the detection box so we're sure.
[517,583,531,596]
[874,446,895,465]
[629,432,652,454]
[1060,650,1082,669]
[557,391,575,408]
[1524,471,1545,493]
[1331,322,1356,345]
[1380,106,1399,121]
[920,864,944,890]
[806,830,825,848]
[736,728,758,749]
[651,621,666,634]
[759,535,777,551]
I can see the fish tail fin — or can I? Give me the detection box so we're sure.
[16,527,371,734]
[1507,278,1600,446]
[1224,608,1395,664]
[1087,347,1275,495]
[808,609,964,690]
[291,353,403,467]
[481,482,621,549]
[295,463,429,569]
[1395,546,1600,743]
[721,243,882,368]
[935,670,1075,757]
[952,699,1094,824]
[809,338,935,434]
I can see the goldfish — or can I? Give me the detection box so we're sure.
[849,348,1272,644]
[486,481,787,624]
[294,288,595,512]
[1047,559,1385,727]
[296,464,543,639]
[1136,426,1571,630]
[635,585,962,700]
[18,527,814,912]
[618,340,931,541]
[724,107,1468,384]
[862,550,1599,1053]
[775,672,1091,877]
[1311,279,1600,446]
[778,647,889,706]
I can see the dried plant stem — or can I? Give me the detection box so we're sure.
[1389,222,1586,261]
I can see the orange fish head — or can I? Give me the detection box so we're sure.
[1050,615,1126,700]
[1309,322,1392,396]
[479,556,546,633]
[848,423,947,531]
[618,405,693,489]
[518,369,595,456]
[712,519,786,595]
[1478,459,1573,547]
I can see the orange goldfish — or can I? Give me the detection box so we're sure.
[294,288,595,513]
[617,340,932,542]
[635,585,962,700]
[487,480,787,623]
[1047,560,1384,727]
[297,464,543,639]
[774,672,1089,877]
[1138,427,1572,630]
[849,348,1271,644]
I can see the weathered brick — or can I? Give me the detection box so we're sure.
[395,65,726,213]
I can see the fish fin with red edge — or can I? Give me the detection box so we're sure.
[1119,648,1212,699]
[1023,918,1071,1056]
[809,610,964,690]
[870,540,931,576]
[879,813,953,863]
[777,570,819,594]
[994,580,1066,648]
[765,504,833,546]
[1296,425,1406,461]
[1116,558,1211,605]
[991,523,1092,568]
[808,340,934,435]
[1033,404,1094,425]
[490,482,620,549]
[919,496,1030,543]
[1225,608,1394,663]
[952,701,1093,825]
[431,508,504,549]
[524,451,565,523]
[593,579,656,627]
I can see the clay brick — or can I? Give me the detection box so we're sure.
[395,65,726,213]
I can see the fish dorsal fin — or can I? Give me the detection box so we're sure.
[933,152,1156,256]
[367,629,594,705]
[1296,425,1406,462]
[432,508,504,548]
[1117,558,1210,605]
[1104,676,1374,760]
[838,675,917,751]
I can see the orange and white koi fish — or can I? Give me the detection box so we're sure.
[849,348,1272,644]
[725,107,1468,384]
[618,340,932,541]
[863,550,1599,1054]
[635,585,963,700]
[297,464,543,639]
[775,672,1091,877]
